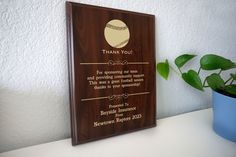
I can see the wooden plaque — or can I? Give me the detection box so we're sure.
[66,2,156,145]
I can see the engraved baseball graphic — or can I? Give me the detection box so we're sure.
[104,19,130,48]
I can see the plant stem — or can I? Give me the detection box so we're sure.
[203,78,207,87]
[177,67,182,74]
[197,67,201,74]
[170,65,181,76]
[229,79,234,85]
[224,77,232,85]
[218,69,222,75]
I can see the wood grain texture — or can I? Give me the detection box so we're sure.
[66,2,156,145]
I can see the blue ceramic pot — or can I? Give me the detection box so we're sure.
[213,91,236,142]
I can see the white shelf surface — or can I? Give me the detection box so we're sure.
[0,109,236,157]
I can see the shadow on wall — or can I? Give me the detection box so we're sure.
[0,87,70,152]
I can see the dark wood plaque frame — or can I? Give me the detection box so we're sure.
[66,2,156,145]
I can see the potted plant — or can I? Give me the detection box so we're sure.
[157,54,236,142]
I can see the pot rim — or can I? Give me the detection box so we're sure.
[213,90,236,99]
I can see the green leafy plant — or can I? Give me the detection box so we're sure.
[157,54,236,97]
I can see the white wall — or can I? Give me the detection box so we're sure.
[0,0,236,152]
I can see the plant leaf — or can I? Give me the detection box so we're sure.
[182,70,203,91]
[200,54,236,70]
[175,54,196,68]
[225,85,236,96]
[157,60,169,80]
[230,73,236,80]
[206,73,225,90]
